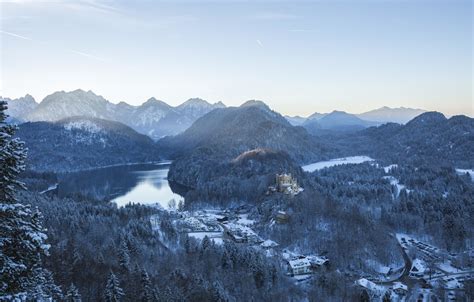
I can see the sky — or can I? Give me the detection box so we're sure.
[0,0,472,117]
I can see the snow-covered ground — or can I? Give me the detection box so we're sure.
[383,164,398,173]
[383,176,410,197]
[236,214,255,226]
[39,183,58,194]
[188,232,224,245]
[302,156,374,172]
[455,168,474,181]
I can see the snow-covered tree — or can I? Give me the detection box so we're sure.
[65,283,82,302]
[104,271,124,302]
[117,240,130,272]
[0,100,55,299]
[0,101,26,202]
[140,269,154,302]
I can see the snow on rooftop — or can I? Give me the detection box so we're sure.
[393,282,408,291]
[411,259,427,272]
[261,239,279,248]
[302,156,374,172]
[307,255,329,266]
[289,258,311,269]
[356,278,378,291]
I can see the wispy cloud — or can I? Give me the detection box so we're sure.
[0,30,107,62]
[69,50,107,62]
[63,0,123,16]
[256,39,264,48]
[0,30,33,41]
[289,29,316,33]
[251,12,300,21]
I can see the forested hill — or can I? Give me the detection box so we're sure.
[319,112,474,167]
[159,101,331,164]
[169,148,304,204]
[16,117,161,172]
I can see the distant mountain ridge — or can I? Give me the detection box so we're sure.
[285,106,428,133]
[321,111,474,167]
[302,110,379,133]
[357,106,426,124]
[16,116,161,172]
[9,89,225,139]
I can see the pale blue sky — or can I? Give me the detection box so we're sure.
[0,0,472,116]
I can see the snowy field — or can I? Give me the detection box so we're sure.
[302,156,374,172]
[456,168,474,181]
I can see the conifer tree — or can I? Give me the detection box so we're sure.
[104,271,125,302]
[65,283,82,302]
[117,240,130,272]
[140,269,154,302]
[0,100,55,299]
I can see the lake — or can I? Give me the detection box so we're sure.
[56,162,185,208]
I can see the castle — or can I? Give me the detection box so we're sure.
[275,173,301,195]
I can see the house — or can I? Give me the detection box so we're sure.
[392,282,408,295]
[375,266,393,277]
[261,239,279,249]
[222,223,263,244]
[275,211,289,224]
[356,278,379,291]
[288,257,312,275]
[409,259,427,279]
[307,255,329,269]
[355,278,385,297]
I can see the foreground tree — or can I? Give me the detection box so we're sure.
[0,100,56,299]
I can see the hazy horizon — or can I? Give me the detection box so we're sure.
[1,0,472,117]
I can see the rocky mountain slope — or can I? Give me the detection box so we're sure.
[162,100,329,164]
[1,94,38,123]
[13,89,224,139]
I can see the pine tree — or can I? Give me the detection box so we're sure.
[104,271,125,302]
[0,100,55,299]
[210,280,230,302]
[65,283,82,302]
[117,240,130,272]
[42,269,63,301]
[140,269,154,302]
[0,101,26,202]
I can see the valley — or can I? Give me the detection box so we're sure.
[2,96,473,301]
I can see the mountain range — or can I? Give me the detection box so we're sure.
[3,89,224,139]
[3,89,432,140]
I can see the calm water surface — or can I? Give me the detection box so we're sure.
[57,162,184,208]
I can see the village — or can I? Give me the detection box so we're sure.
[151,173,473,301]
[150,173,331,281]
[354,234,474,301]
